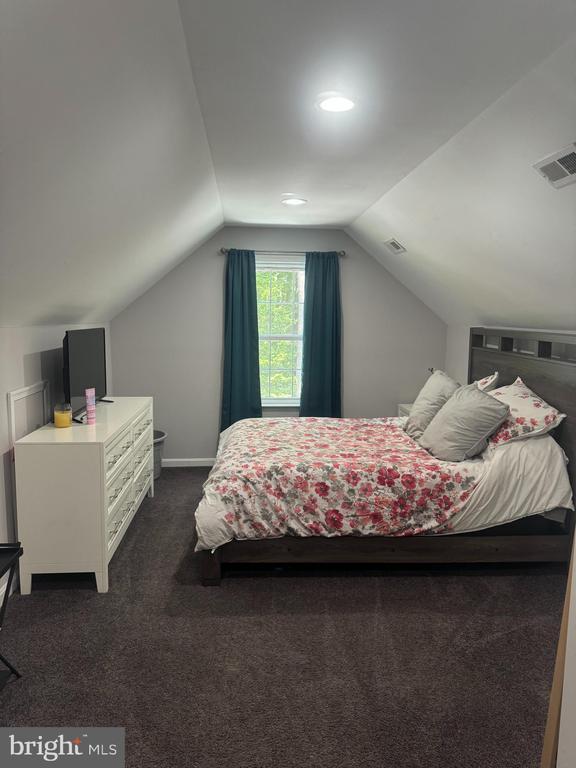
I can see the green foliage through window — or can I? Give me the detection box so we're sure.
[256,267,305,402]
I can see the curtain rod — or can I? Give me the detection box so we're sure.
[220,248,346,256]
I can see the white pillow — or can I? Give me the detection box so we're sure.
[476,371,499,392]
[488,377,565,446]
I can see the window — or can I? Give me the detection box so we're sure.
[256,254,305,406]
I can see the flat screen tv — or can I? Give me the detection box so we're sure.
[63,328,107,415]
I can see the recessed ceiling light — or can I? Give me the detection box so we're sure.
[317,92,355,112]
[281,196,308,206]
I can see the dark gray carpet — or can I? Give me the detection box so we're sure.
[0,468,566,768]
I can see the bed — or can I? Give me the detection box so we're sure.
[196,328,576,584]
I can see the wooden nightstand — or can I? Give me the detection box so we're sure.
[397,403,413,418]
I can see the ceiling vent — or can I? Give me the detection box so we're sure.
[384,238,406,255]
[533,143,576,188]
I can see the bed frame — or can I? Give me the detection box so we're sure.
[200,328,576,585]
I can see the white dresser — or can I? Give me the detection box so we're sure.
[14,397,153,594]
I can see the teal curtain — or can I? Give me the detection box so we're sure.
[300,252,342,417]
[220,249,262,430]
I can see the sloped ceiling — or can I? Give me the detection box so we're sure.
[0,0,222,325]
[348,37,576,328]
[178,0,576,228]
[1,0,575,329]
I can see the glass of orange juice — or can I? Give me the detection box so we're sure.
[54,403,72,428]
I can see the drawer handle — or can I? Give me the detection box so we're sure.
[108,477,131,504]
[109,502,135,539]
[135,451,150,467]
[136,475,151,494]
[135,421,152,437]
[107,445,131,471]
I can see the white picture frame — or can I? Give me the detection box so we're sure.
[7,379,51,447]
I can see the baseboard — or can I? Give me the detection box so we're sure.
[162,458,215,468]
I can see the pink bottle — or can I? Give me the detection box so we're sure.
[85,387,96,425]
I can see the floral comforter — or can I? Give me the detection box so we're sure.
[194,417,478,551]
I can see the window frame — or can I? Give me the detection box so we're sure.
[256,253,305,408]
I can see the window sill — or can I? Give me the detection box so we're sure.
[262,402,300,409]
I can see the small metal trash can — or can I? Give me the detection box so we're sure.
[153,430,167,480]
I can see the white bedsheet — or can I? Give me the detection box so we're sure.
[445,433,574,533]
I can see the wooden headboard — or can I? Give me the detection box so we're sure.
[468,328,576,495]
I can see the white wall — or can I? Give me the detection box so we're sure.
[0,324,111,588]
[0,0,222,326]
[445,325,472,384]
[110,226,446,461]
[348,35,576,330]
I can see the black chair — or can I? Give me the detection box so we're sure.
[0,543,23,689]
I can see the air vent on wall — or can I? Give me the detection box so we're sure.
[384,238,406,254]
[533,143,576,188]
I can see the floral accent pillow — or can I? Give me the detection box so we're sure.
[488,377,565,446]
[476,371,499,392]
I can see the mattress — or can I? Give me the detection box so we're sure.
[194,416,574,551]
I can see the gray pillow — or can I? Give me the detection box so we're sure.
[404,370,460,441]
[418,383,510,462]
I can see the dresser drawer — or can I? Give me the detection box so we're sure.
[134,467,152,501]
[134,424,153,453]
[133,439,152,476]
[104,425,132,477]
[132,409,153,442]
[106,460,133,518]
[107,491,135,547]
